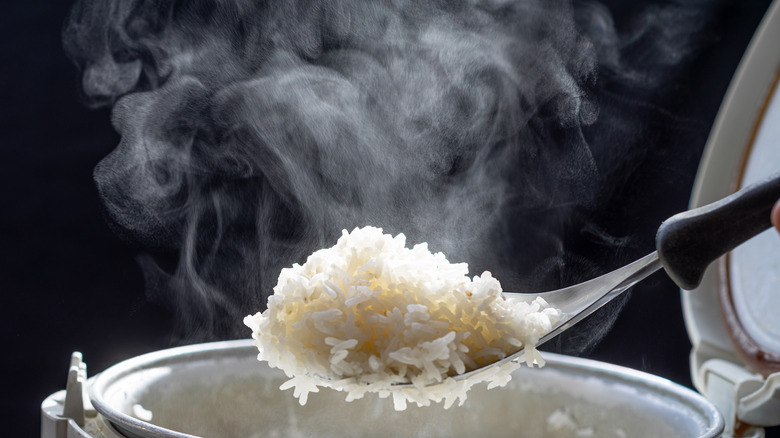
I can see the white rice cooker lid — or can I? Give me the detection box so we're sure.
[683,0,780,431]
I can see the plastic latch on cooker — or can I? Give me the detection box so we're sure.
[63,352,88,427]
[41,352,96,438]
[700,358,780,428]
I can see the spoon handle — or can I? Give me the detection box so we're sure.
[656,172,780,290]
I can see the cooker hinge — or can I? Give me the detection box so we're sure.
[700,358,780,437]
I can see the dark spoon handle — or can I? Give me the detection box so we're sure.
[656,172,780,290]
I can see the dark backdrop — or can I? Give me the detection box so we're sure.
[1,1,777,437]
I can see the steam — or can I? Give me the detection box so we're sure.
[63,0,719,351]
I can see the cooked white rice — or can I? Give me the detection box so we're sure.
[132,403,153,422]
[244,226,561,410]
[546,409,596,437]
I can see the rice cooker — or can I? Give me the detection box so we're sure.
[40,1,780,437]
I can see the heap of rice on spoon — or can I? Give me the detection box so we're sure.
[244,226,560,410]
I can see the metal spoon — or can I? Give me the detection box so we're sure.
[405,171,780,386]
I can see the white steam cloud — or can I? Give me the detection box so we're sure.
[63,0,721,351]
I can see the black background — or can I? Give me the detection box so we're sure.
[2,1,778,437]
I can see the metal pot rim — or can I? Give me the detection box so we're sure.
[89,339,724,438]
